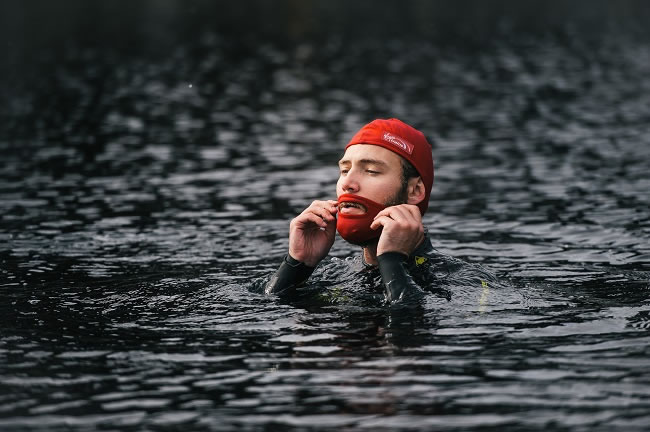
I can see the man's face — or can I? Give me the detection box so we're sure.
[337,144,405,215]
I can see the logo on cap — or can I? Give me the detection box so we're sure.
[382,132,414,155]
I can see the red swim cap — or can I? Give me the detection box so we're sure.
[346,118,434,215]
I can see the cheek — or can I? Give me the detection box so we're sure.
[374,178,402,200]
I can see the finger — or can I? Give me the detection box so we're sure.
[402,204,422,221]
[317,200,339,215]
[392,205,419,225]
[372,207,421,233]
[312,207,336,222]
[306,200,337,213]
[374,207,396,220]
[371,209,396,229]
[374,205,411,223]
[302,203,336,222]
[370,215,394,230]
[383,205,421,224]
[295,212,329,229]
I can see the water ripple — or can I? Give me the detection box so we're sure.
[1,17,650,432]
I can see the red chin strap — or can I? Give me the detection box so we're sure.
[336,194,386,246]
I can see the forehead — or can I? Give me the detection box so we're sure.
[339,144,402,167]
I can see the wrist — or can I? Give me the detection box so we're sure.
[288,250,321,268]
[377,235,423,257]
[286,253,315,268]
[265,254,315,296]
[377,251,408,263]
[377,249,409,258]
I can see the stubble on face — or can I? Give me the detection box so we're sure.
[383,180,409,208]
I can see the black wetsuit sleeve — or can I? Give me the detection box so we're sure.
[265,254,315,297]
[377,252,424,305]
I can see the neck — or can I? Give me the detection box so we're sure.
[363,242,379,266]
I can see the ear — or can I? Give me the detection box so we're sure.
[407,177,426,206]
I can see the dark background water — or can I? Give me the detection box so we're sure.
[1,1,650,431]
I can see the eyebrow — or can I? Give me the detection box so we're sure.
[338,158,389,167]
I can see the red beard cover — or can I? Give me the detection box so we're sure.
[336,194,387,246]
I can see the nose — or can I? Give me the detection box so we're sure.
[339,168,360,194]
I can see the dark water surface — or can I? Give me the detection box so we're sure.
[2,7,650,431]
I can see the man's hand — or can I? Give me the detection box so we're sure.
[370,204,424,257]
[288,200,338,267]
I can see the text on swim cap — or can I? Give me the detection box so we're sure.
[382,132,414,155]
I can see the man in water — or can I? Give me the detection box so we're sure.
[266,118,442,306]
